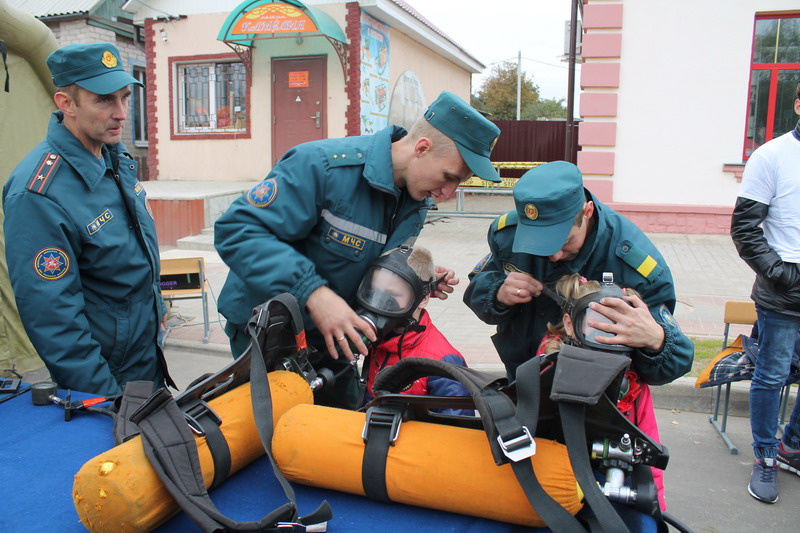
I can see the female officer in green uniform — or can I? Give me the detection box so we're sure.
[215,91,501,408]
[464,161,693,385]
[3,43,171,396]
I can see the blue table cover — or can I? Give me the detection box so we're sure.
[0,387,656,532]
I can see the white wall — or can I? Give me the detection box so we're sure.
[613,0,798,206]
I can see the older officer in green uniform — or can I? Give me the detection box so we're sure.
[216,91,501,408]
[464,161,693,385]
[3,43,172,396]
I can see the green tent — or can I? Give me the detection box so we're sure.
[0,0,59,376]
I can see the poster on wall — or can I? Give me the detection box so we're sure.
[360,13,390,134]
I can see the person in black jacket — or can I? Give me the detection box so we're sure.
[731,83,800,504]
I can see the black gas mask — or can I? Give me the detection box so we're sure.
[566,272,633,356]
[563,272,633,402]
[353,244,444,345]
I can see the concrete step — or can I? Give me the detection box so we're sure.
[176,230,215,252]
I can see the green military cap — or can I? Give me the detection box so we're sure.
[424,91,501,183]
[512,161,586,256]
[48,42,143,95]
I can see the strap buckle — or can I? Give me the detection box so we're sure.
[276,522,306,532]
[276,522,327,532]
[183,399,222,436]
[497,425,536,462]
[362,405,403,445]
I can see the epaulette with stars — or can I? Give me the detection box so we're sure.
[26,152,62,195]
[326,148,365,167]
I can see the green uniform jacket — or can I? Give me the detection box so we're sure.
[215,126,434,350]
[464,191,694,385]
[3,112,168,395]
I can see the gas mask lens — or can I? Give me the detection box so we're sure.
[581,308,617,344]
[356,266,415,317]
[568,273,632,354]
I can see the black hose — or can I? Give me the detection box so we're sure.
[662,511,694,533]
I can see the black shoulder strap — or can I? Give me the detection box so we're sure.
[551,345,632,533]
[502,358,588,533]
[112,380,153,445]
[131,389,304,532]
[129,294,331,532]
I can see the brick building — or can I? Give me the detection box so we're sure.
[8,0,150,180]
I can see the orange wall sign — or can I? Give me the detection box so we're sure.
[232,3,318,35]
[289,71,309,87]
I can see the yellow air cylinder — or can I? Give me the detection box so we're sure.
[73,371,313,533]
[273,404,584,528]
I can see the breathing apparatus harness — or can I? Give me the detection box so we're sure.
[361,273,694,532]
[117,294,333,532]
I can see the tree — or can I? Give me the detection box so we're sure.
[522,97,567,120]
[474,61,539,120]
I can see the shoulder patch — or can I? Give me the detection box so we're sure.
[246,178,278,208]
[617,240,663,280]
[492,210,518,232]
[472,253,492,274]
[326,148,365,167]
[27,152,62,195]
[34,247,70,280]
[658,304,680,330]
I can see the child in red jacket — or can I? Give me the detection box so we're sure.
[360,245,472,415]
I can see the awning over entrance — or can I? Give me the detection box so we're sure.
[218,0,347,76]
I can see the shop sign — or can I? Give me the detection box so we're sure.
[233,3,318,34]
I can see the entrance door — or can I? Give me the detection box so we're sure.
[272,56,327,166]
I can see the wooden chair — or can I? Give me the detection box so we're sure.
[709,301,799,454]
[709,301,757,454]
[159,257,210,344]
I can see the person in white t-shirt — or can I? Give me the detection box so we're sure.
[731,83,800,504]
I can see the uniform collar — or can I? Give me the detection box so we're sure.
[562,189,607,271]
[362,125,405,195]
[363,125,435,213]
[46,111,113,191]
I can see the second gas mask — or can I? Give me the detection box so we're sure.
[353,245,443,344]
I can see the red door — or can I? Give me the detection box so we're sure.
[272,56,327,166]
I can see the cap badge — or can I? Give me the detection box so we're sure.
[101,51,118,69]
[525,203,539,220]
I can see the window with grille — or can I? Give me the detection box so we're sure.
[132,66,147,145]
[176,61,248,134]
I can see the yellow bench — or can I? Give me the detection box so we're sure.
[461,162,544,188]
[437,162,545,218]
